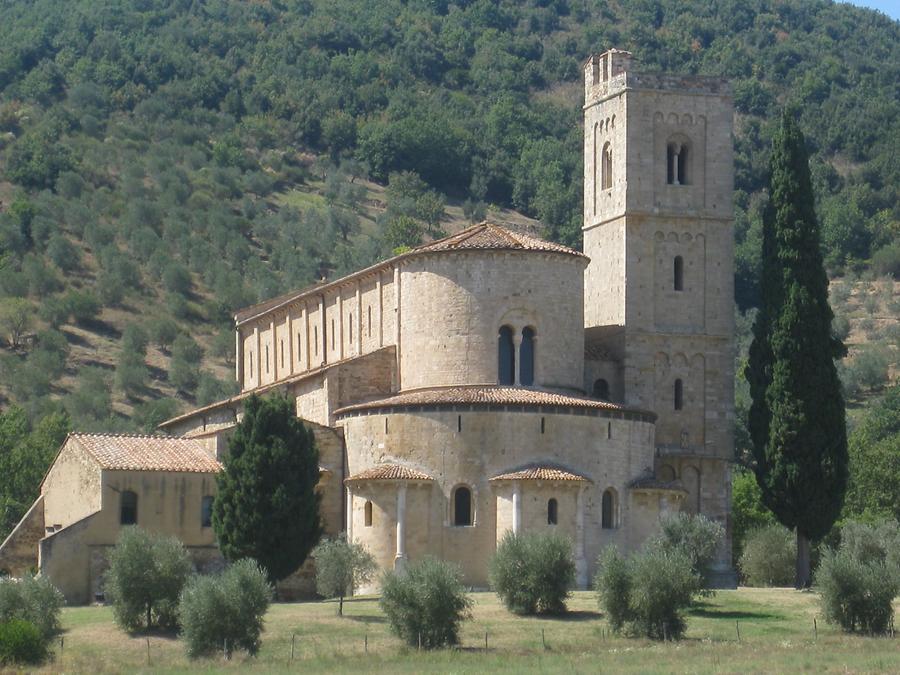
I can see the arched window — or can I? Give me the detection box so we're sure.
[674,256,684,291]
[364,500,373,527]
[593,378,610,401]
[201,495,214,527]
[520,327,535,386]
[498,326,515,385]
[601,489,616,529]
[453,486,473,526]
[601,142,613,190]
[547,498,558,525]
[120,490,138,525]
[674,378,684,411]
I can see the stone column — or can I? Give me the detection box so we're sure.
[355,281,363,356]
[575,486,587,588]
[235,328,243,389]
[395,483,407,571]
[394,266,401,388]
[286,313,294,376]
[253,325,261,384]
[512,483,522,534]
[671,146,681,185]
[337,292,344,361]
[513,333,523,386]
[346,488,353,542]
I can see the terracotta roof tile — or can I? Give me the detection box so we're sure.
[71,433,222,473]
[234,222,583,325]
[490,465,591,482]
[412,222,585,257]
[345,464,434,482]
[335,386,654,420]
[627,475,687,493]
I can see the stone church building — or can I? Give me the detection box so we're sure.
[0,49,736,601]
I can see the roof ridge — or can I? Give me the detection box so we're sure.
[71,431,184,440]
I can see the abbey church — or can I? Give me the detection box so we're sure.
[0,49,737,602]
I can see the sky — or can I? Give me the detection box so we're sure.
[842,0,900,21]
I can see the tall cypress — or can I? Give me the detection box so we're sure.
[213,393,322,582]
[745,111,848,588]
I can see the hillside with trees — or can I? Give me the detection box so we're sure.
[0,2,897,444]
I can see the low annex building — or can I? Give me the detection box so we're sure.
[0,49,737,601]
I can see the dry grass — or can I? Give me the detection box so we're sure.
[37,588,900,673]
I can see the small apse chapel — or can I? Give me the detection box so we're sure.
[0,49,737,601]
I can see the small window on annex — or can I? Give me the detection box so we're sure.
[593,378,610,401]
[674,256,684,291]
[498,326,515,385]
[201,495,214,528]
[547,498,558,525]
[364,500,373,527]
[120,490,138,525]
[520,327,535,386]
[453,486,473,526]
[601,489,616,529]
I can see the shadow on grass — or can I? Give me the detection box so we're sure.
[343,614,387,624]
[689,603,782,621]
[543,609,601,622]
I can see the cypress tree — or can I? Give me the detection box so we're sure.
[745,111,848,588]
[213,394,322,582]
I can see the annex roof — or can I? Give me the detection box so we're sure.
[490,465,591,483]
[69,433,222,473]
[233,222,584,325]
[335,386,655,421]
[345,464,434,482]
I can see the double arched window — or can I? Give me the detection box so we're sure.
[120,491,138,525]
[498,326,536,386]
[453,486,473,526]
[674,379,684,411]
[667,141,690,185]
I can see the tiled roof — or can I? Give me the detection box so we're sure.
[628,475,687,493]
[490,465,591,482]
[70,433,222,473]
[345,464,434,482]
[234,222,583,324]
[412,222,584,257]
[335,386,654,420]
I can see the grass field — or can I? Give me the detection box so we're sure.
[40,589,899,673]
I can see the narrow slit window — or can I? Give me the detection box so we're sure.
[601,489,616,529]
[520,327,535,386]
[201,495,214,528]
[331,319,335,350]
[498,326,515,385]
[593,378,610,401]
[547,498,558,525]
[541,417,545,434]
[674,379,684,411]
[367,306,372,337]
[364,501,373,527]
[265,345,269,373]
[674,256,684,291]
[314,326,319,355]
[349,313,353,343]
[457,415,462,433]
[453,486,473,526]
[607,421,612,439]
[280,340,284,368]
[120,491,138,525]
[249,350,253,375]
[601,142,613,190]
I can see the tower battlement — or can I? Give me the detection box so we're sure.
[584,50,731,107]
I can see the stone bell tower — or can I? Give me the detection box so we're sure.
[582,49,736,582]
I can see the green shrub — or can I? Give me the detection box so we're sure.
[179,558,272,659]
[817,550,898,635]
[816,520,900,635]
[739,525,796,586]
[379,557,472,649]
[594,545,701,640]
[0,576,64,640]
[489,530,575,615]
[0,619,48,665]
[594,546,631,633]
[653,513,724,587]
[105,527,192,632]
[313,536,377,616]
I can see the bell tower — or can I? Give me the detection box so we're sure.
[582,49,736,583]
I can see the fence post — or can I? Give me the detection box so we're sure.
[290,633,295,662]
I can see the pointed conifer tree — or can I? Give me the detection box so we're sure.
[213,394,322,582]
[745,111,848,588]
